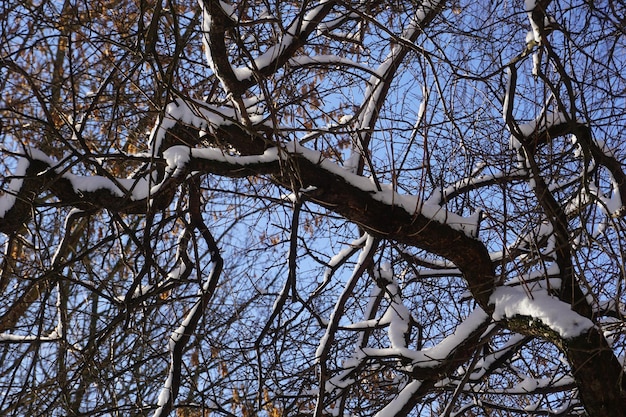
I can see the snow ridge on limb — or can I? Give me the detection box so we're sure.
[153,266,221,417]
[490,286,593,340]
[0,138,493,316]
[373,380,422,417]
[1,94,273,232]
[0,148,169,234]
[173,141,483,238]
[312,234,368,296]
[165,140,495,310]
[357,308,490,375]
[148,97,270,157]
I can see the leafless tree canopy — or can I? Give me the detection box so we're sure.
[1,0,625,416]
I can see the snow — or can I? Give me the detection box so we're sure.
[162,146,191,178]
[198,0,239,82]
[0,154,31,217]
[513,221,553,252]
[339,114,353,124]
[280,186,318,203]
[360,308,490,369]
[0,97,275,220]
[452,334,527,383]
[465,372,575,395]
[64,167,153,200]
[518,111,567,137]
[283,141,481,236]
[199,4,216,72]
[154,264,218,417]
[525,0,541,44]
[567,179,623,219]
[532,50,540,76]
[502,67,513,124]
[150,97,268,156]
[315,11,360,37]
[322,234,368,283]
[192,145,279,165]
[564,133,623,217]
[518,375,573,393]
[602,179,623,216]
[343,264,413,350]
[1,147,162,213]
[376,265,412,349]
[525,0,538,14]
[49,209,74,264]
[5,56,477,242]
[324,281,386,392]
[413,0,436,27]
[373,380,422,417]
[152,141,480,237]
[356,0,441,157]
[231,1,330,82]
[0,333,61,342]
[490,286,594,339]
[5,106,483,236]
[504,263,561,291]
[155,371,174,410]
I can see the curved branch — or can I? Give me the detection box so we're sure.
[153,177,223,417]
[200,0,337,96]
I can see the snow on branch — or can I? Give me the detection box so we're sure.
[568,135,625,218]
[0,117,494,316]
[168,141,482,238]
[153,274,218,417]
[318,245,491,416]
[0,148,155,216]
[312,234,369,296]
[287,54,378,76]
[316,234,377,363]
[149,97,269,156]
[200,0,336,95]
[490,286,594,339]
[315,234,378,414]
[376,264,412,350]
[0,333,61,342]
[427,166,527,207]
[231,1,336,83]
[336,264,414,350]
[519,110,564,136]
[350,0,445,180]
[153,184,223,417]
[372,380,423,417]
[335,306,490,417]
[0,149,146,234]
[0,150,33,218]
[360,308,490,371]
[501,66,626,218]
